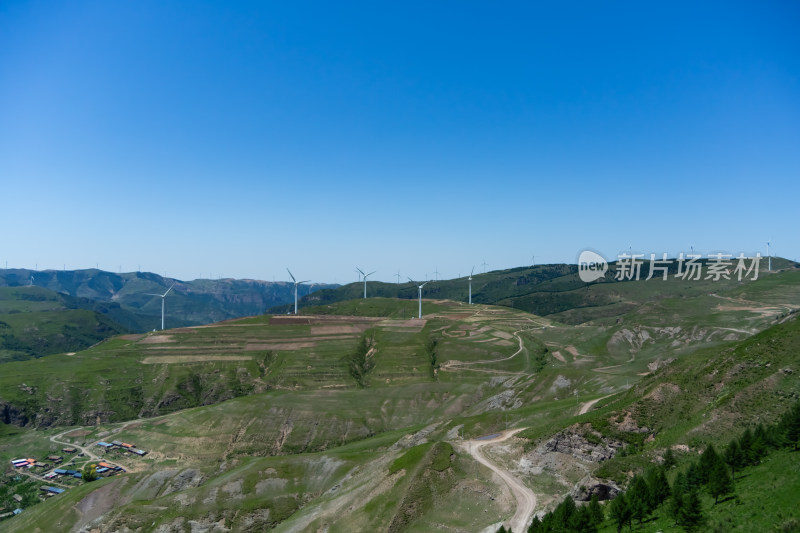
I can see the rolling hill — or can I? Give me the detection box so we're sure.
[280,257,799,324]
[0,265,799,532]
[0,269,338,330]
[0,286,137,364]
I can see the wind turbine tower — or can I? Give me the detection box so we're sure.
[356,268,375,298]
[287,269,310,315]
[468,266,475,305]
[767,240,772,271]
[145,283,175,330]
[408,278,431,319]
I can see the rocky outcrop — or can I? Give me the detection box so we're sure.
[570,475,621,501]
[539,425,623,463]
[0,401,28,426]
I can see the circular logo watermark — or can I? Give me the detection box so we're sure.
[578,250,608,283]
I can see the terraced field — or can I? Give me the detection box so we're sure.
[1,268,799,532]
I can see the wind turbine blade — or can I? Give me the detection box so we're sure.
[163,283,176,297]
[356,267,365,276]
[298,280,311,284]
[367,271,376,277]
[471,266,475,276]
[286,268,296,282]
[420,281,430,288]
[407,277,417,285]
[144,293,162,297]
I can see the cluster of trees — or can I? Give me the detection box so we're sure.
[346,332,376,387]
[525,494,604,533]
[495,400,800,533]
[82,464,97,482]
[604,399,800,532]
[426,335,440,379]
[604,465,678,533]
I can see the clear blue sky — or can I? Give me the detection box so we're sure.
[1,1,798,283]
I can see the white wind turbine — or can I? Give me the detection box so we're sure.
[145,283,175,330]
[408,277,431,319]
[356,267,375,299]
[766,240,772,271]
[287,268,310,315]
[468,266,475,305]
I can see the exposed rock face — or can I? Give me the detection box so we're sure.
[611,412,650,434]
[0,401,28,425]
[570,475,621,501]
[161,469,205,496]
[539,426,623,463]
[517,424,625,503]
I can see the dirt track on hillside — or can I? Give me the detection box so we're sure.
[463,428,536,533]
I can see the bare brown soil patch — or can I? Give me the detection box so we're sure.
[552,351,566,363]
[311,325,369,335]
[141,355,253,364]
[269,316,312,325]
[66,429,92,438]
[138,335,176,344]
[244,342,316,351]
[643,383,681,403]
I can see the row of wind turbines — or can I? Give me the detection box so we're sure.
[288,265,482,320]
[145,241,778,330]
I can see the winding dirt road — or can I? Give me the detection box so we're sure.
[576,393,616,416]
[441,327,529,370]
[50,429,101,462]
[463,428,536,533]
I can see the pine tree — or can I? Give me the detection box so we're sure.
[496,526,508,533]
[527,515,542,533]
[627,475,651,523]
[751,429,767,463]
[723,439,743,482]
[668,490,685,526]
[672,471,688,496]
[780,401,800,450]
[663,447,677,469]
[698,443,720,484]
[651,468,671,507]
[680,490,705,532]
[708,459,734,504]
[739,427,756,466]
[552,495,577,530]
[570,505,597,533]
[588,493,605,526]
[609,493,632,533]
[686,462,702,490]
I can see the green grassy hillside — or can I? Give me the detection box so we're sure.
[1,268,799,532]
[287,258,799,325]
[0,286,134,364]
[0,269,338,329]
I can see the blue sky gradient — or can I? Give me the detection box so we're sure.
[1,1,798,283]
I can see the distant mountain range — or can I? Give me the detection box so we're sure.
[0,269,337,361]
